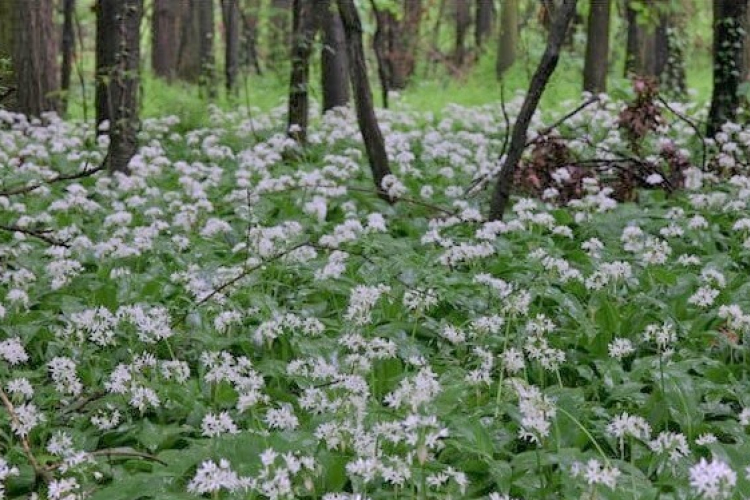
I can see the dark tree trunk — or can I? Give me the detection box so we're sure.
[371,6,394,108]
[475,0,495,49]
[96,0,143,174]
[241,0,262,74]
[583,0,610,93]
[320,0,349,112]
[287,0,316,144]
[0,1,14,110]
[660,10,687,97]
[496,0,518,77]
[176,0,215,97]
[624,0,659,78]
[489,0,578,220]
[269,0,292,71]
[61,0,76,114]
[708,0,747,137]
[198,0,216,99]
[13,0,59,117]
[453,0,471,67]
[336,0,394,202]
[152,0,182,80]
[222,0,241,93]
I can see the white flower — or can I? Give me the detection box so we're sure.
[608,338,635,360]
[571,459,621,490]
[381,174,407,199]
[188,459,247,495]
[0,337,28,365]
[689,456,736,500]
[607,412,651,441]
[201,411,240,437]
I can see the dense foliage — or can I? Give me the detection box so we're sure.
[2,95,750,499]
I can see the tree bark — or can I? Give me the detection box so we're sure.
[61,0,76,114]
[489,0,578,221]
[198,0,216,99]
[583,0,610,93]
[475,0,495,49]
[496,0,518,77]
[152,0,182,80]
[336,0,394,202]
[96,0,143,174]
[176,0,215,97]
[222,0,241,93]
[12,0,59,117]
[453,0,471,67]
[287,0,316,144]
[0,1,14,110]
[708,0,747,137]
[320,0,349,112]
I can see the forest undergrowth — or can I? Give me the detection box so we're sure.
[2,89,750,499]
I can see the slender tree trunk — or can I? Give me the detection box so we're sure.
[320,0,349,112]
[660,10,687,97]
[222,0,241,93]
[624,0,660,78]
[708,0,746,136]
[61,0,76,114]
[152,0,182,80]
[336,0,394,202]
[0,1,14,110]
[496,0,518,77]
[198,0,216,99]
[241,0,262,74]
[395,0,422,87]
[96,0,143,174]
[269,0,292,72]
[489,0,578,221]
[475,0,495,49]
[13,0,59,117]
[454,0,471,67]
[371,5,393,108]
[287,0,316,144]
[583,0,610,93]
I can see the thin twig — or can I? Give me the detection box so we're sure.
[90,448,168,466]
[171,241,312,328]
[657,95,707,172]
[0,388,53,483]
[530,96,599,144]
[0,161,105,198]
[0,224,70,247]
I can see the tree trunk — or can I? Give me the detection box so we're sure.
[198,0,216,99]
[0,1,14,110]
[222,0,241,93]
[453,0,471,67]
[152,0,182,80]
[336,0,394,202]
[660,10,687,97]
[583,0,610,93]
[489,0,578,221]
[320,0,349,112]
[61,0,76,114]
[269,0,292,72]
[371,0,422,101]
[241,0,262,74]
[708,0,747,137]
[371,6,394,108]
[12,0,59,117]
[96,0,143,174]
[496,0,518,77]
[475,0,495,49]
[287,0,316,144]
[624,0,659,78]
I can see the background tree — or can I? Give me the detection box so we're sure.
[152,0,183,81]
[453,0,472,68]
[241,0,262,75]
[269,0,292,72]
[337,0,394,201]
[8,0,60,117]
[177,0,216,98]
[320,0,350,112]
[61,0,76,114]
[0,1,16,110]
[583,0,611,93]
[475,0,495,49]
[708,0,747,136]
[287,0,316,144]
[496,0,518,78]
[222,0,241,93]
[96,0,143,173]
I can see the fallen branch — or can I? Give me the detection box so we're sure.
[0,158,106,198]
[657,96,707,172]
[0,224,69,247]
